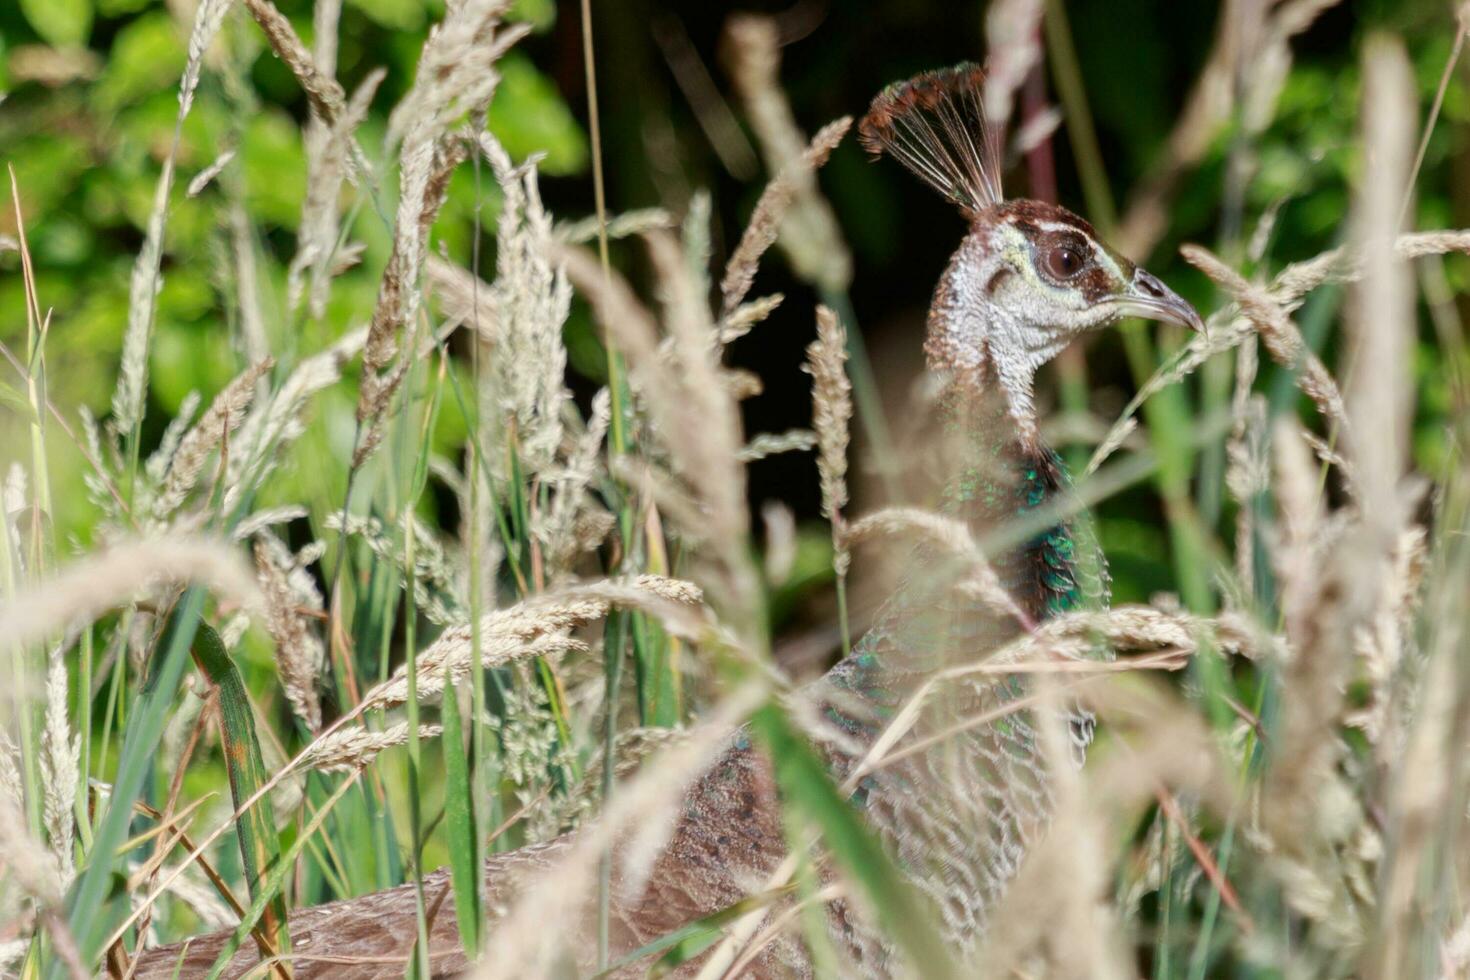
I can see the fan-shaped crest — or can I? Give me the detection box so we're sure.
[858,63,1004,217]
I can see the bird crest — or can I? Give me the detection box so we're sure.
[858,63,1004,218]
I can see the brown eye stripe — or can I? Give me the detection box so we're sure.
[1075,267,1114,303]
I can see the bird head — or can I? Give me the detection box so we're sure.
[859,64,1202,439]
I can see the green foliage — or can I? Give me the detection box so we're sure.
[485,53,588,176]
[19,0,92,48]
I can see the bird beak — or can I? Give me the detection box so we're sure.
[1111,268,1205,334]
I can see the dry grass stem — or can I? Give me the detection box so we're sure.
[718,117,852,316]
[0,537,259,654]
[155,358,274,518]
[1183,244,1352,451]
[846,507,1028,626]
[722,15,852,296]
[1345,35,1415,542]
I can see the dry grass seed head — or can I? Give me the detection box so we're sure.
[253,532,326,731]
[846,507,1027,625]
[110,0,233,436]
[41,645,78,888]
[554,207,674,245]
[720,292,784,345]
[475,132,573,483]
[805,306,852,571]
[0,537,260,653]
[359,575,703,711]
[737,429,816,463]
[1347,523,1428,750]
[718,116,853,316]
[1182,244,1353,461]
[155,358,274,519]
[289,67,385,319]
[0,798,62,910]
[301,721,445,773]
[240,0,347,123]
[642,226,747,540]
[226,327,366,510]
[982,0,1044,130]
[722,15,852,296]
[532,391,614,581]
[426,253,496,341]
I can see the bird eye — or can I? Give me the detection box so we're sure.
[1043,245,1084,280]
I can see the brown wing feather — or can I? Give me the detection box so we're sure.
[129,741,804,980]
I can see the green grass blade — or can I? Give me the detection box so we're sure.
[57,588,206,977]
[440,676,482,956]
[188,620,290,964]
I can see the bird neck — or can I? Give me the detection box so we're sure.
[923,227,1073,452]
[820,364,1094,785]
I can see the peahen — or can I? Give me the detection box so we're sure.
[134,64,1201,979]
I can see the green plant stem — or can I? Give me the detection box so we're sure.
[597,613,630,969]
[57,590,207,977]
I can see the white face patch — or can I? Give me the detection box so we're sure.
[924,220,1128,446]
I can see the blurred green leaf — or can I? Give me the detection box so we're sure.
[241,109,307,228]
[508,0,556,32]
[485,53,588,176]
[0,380,33,416]
[97,0,151,15]
[20,0,92,47]
[7,134,90,223]
[346,0,425,31]
[94,12,185,112]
